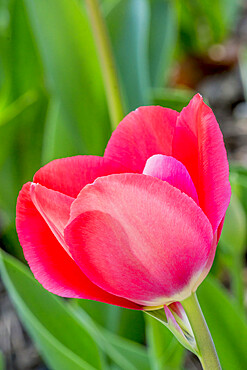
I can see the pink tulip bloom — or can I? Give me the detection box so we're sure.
[16,94,231,310]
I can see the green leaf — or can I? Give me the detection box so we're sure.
[41,99,82,164]
[0,350,5,370]
[152,87,194,111]
[103,329,149,370]
[9,0,44,96]
[70,303,149,370]
[148,0,177,87]
[0,250,102,370]
[177,0,239,55]
[24,0,111,155]
[220,193,246,255]
[105,0,150,111]
[145,314,184,370]
[0,0,48,240]
[230,171,247,220]
[78,298,145,344]
[197,276,247,370]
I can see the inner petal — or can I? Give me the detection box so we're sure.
[143,154,199,204]
[30,183,74,257]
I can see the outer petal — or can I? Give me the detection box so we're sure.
[65,174,213,307]
[173,94,231,232]
[104,106,179,173]
[34,155,130,198]
[143,154,199,203]
[16,182,140,309]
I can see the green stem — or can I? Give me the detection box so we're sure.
[85,0,125,131]
[182,292,221,370]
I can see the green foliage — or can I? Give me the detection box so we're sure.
[148,0,177,87]
[221,193,246,256]
[0,351,5,370]
[176,0,240,55]
[198,277,247,370]
[105,0,150,111]
[70,303,149,370]
[0,250,102,370]
[145,314,184,370]
[0,250,150,370]
[24,0,111,156]
[152,87,194,111]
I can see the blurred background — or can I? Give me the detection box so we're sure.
[0,0,247,369]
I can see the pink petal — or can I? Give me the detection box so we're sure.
[16,182,140,309]
[164,305,186,337]
[33,155,129,198]
[143,154,199,203]
[173,94,231,233]
[65,174,213,307]
[104,106,179,173]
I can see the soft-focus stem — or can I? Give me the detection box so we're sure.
[85,0,125,131]
[182,292,221,370]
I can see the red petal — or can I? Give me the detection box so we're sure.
[104,106,179,173]
[173,94,231,232]
[16,182,140,309]
[65,174,213,306]
[34,155,129,198]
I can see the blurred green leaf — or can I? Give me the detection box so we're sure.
[0,350,5,370]
[230,164,247,177]
[148,0,177,87]
[239,46,247,101]
[102,329,149,370]
[0,0,48,237]
[9,0,44,96]
[221,193,246,255]
[71,303,149,370]
[0,250,102,370]
[145,314,184,370]
[221,0,241,31]
[220,190,246,308]
[152,87,194,111]
[77,299,145,344]
[105,0,150,111]
[229,170,247,233]
[42,99,82,164]
[24,0,111,155]
[0,90,38,127]
[197,276,247,370]
[177,0,240,55]
[116,308,145,343]
[77,291,145,344]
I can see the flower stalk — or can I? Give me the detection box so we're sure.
[85,0,125,130]
[182,292,221,370]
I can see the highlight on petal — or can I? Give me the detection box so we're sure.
[65,174,213,307]
[16,182,140,309]
[33,155,129,198]
[143,154,199,203]
[104,106,179,173]
[173,94,231,232]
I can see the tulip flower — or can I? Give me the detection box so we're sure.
[16,94,230,369]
